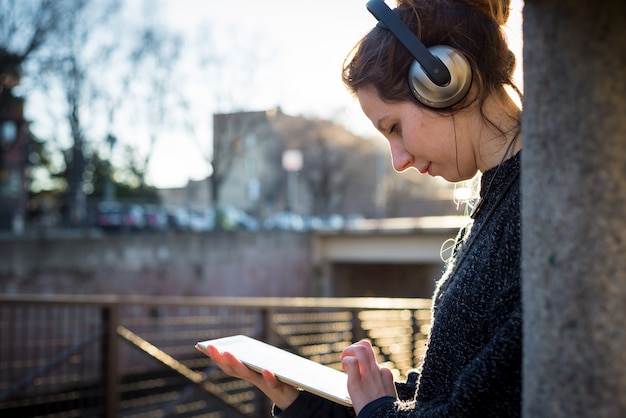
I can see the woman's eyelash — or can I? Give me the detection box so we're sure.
[389,124,399,134]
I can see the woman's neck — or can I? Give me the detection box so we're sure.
[476,89,522,172]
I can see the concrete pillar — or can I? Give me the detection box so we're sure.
[522,1,626,417]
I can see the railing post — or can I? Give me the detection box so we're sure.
[350,308,366,343]
[100,304,120,418]
[410,309,420,367]
[259,307,270,343]
[253,307,274,418]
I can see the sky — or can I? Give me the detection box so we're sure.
[159,0,377,117]
[88,0,524,189]
[144,0,380,188]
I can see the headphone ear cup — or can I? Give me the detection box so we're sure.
[408,45,472,108]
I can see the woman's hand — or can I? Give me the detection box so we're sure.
[201,344,299,411]
[341,340,397,414]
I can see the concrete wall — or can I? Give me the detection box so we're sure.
[0,231,313,297]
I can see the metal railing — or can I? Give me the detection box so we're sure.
[0,294,432,418]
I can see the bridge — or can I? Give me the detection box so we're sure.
[311,216,469,298]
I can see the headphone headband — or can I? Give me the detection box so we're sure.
[366,0,451,86]
[364,0,472,108]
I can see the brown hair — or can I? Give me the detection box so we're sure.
[342,0,520,115]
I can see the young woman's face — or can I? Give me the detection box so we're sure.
[357,85,479,182]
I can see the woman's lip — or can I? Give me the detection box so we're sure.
[419,163,432,175]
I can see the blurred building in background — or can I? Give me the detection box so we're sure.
[159,107,460,229]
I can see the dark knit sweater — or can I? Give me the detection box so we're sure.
[274,152,522,418]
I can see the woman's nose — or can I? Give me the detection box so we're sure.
[390,143,413,172]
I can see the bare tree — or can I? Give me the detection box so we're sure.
[15,0,123,225]
[0,0,65,219]
[0,0,64,75]
[300,133,350,216]
[124,22,184,196]
[8,0,185,224]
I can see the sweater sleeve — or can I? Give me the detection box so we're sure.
[272,390,356,418]
[364,300,522,418]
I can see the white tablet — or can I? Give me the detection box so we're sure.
[195,334,352,407]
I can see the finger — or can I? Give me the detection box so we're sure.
[203,345,232,371]
[341,340,375,360]
[341,356,363,384]
[341,339,373,356]
[201,345,299,410]
[341,341,379,375]
[205,346,262,382]
[355,339,373,349]
[203,344,220,359]
[221,352,266,382]
[380,367,397,396]
[261,369,283,388]
[215,351,246,377]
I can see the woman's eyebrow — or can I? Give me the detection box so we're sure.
[376,115,390,131]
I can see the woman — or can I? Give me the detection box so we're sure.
[203,0,522,416]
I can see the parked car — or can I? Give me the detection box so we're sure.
[188,208,215,232]
[143,204,168,231]
[263,211,306,231]
[217,206,259,231]
[124,204,146,230]
[95,201,126,230]
[166,206,191,231]
[95,202,146,231]
[308,214,345,231]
